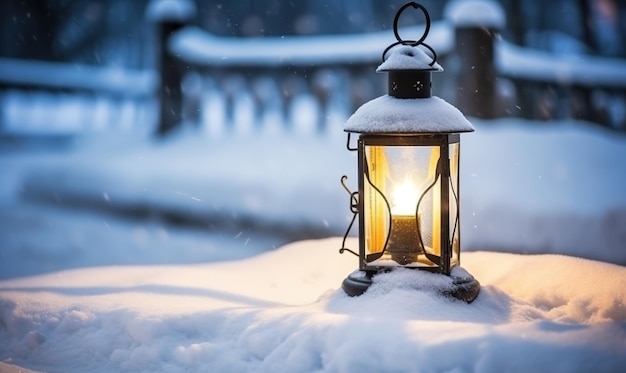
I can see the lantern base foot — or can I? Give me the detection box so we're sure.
[444,274,480,303]
[341,269,480,303]
[341,271,374,297]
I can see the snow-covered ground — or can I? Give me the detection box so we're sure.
[0,238,625,373]
[1,116,625,372]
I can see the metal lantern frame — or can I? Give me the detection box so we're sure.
[352,132,461,274]
[339,2,480,302]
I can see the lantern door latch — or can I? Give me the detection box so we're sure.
[339,175,359,257]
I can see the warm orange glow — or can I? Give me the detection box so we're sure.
[391,178,418,216]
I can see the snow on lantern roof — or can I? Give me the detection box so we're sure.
[345,95,474,134]
[377,44,443,72]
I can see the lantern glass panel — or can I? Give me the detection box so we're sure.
[362,143,442,269]
[449,142,460,267]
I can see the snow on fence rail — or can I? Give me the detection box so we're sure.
[0,58,155,96]
[169,24,453,67]
[0,58,157,136]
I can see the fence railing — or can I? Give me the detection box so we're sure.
[496,41,626,129]
[164,22,454,136]
[162,0,626,135]
[0,57,156,136]
[1,1,625,138]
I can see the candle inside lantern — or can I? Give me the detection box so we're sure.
[388,179,424,265]
[391,179,418,216]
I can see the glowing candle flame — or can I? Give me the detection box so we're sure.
[391,179,418,215]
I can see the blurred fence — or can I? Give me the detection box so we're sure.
[496,42,626,129]
[0,58,157,137]
[1,1,626,138]
[168,16,626,135]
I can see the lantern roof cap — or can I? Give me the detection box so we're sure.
[377,44,443,72]
[345,95,474,134]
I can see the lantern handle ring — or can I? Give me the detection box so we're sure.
[382,1,438,66]
[394,2,430,47]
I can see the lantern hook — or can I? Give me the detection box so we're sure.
[346,132,358,152]
[382,1,438,67]
[339,176,359,257]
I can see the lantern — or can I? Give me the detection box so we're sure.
[339,2,480,302]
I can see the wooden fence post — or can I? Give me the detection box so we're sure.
[147,0,196,136]
[445,0,505,119]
